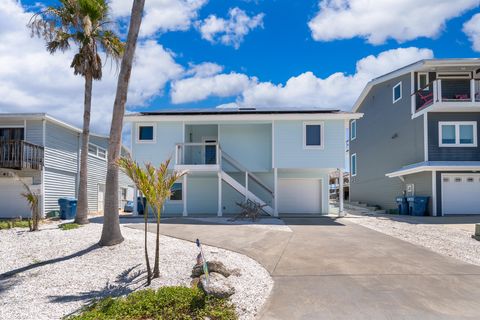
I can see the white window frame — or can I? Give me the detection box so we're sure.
[303,121,324,150]
[350,120,357,140]
[417,72,429,91]
[351,153,357,177]
[438,121,477,147]
[136,123,156,144]
[88,143,107,160]
[168,182,183,203]
[392,82,402,104]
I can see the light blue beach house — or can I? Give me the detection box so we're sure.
[125,107,361,216]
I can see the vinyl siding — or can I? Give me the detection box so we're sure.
[219,124,272,172]
[349,73,425,210]
[428,112,480,161]
[403,171,433,215]
[44,167,76,214]
[132,122,183,167]
[25,120,44,145]
[44,122,79,174]
[274,120,345,169]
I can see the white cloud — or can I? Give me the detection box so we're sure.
[463,13,480,52]
[197,7,264,48]
[308,0,479,44]
[170,47,433,110]
[110,0,207,37]
[171,72,256,103]
[185,62,224,77]
[0,0,183,134]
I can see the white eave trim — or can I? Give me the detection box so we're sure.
[124,112,364,122]
[386,165,480,178]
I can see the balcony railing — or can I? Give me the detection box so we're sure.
[415,79,480,111]
[0,140,44,170]
[175,142,220,166]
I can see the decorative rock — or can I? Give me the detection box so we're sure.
[199,272,235,298]
[192,260,238,278]
[190,277,200,288]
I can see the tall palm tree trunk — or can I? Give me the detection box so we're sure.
[75,72,93,225]
[99,0,145,246]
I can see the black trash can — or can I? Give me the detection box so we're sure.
[406,196,429,216]
[137,196,147,215]
[395,196,409,215]
[58,197,78,220]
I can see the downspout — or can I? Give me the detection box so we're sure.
[75,132,81,198]
[41,119,46,217]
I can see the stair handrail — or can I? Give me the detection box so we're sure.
[220,149,274,195]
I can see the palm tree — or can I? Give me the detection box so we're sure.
[99,0,145,246]
[29,0,124,225]
[118,157,186,284]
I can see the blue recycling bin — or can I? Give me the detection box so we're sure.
[395,196,409,215]
[58,197,77,220]
[406,196,429,216]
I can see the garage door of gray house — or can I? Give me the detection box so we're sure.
[442,173,480,215]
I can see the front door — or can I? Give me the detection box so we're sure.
[204,139,217,164]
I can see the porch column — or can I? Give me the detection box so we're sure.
[339,169,344,216]
[471,79,476,103]
[273,168,278,217]
[133,187,138,216]
[183,175,188,216]
[217,172,222,217]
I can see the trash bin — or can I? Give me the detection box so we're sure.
[406,196,429,216]
[395,196,409,215]
[137,196,147,215]
[58,197,77,220]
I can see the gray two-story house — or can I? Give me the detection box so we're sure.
[0,113,133,218]
[350,58,480,216]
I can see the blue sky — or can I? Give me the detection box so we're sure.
[1,0,480,133]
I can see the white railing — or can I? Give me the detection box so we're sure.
[416,79,480,110]
[175,142,220,166]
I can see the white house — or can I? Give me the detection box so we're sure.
[0,113,134,218]
[125,107,362,216]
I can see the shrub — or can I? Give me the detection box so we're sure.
[59,223,80,231]
[0,219,31,230]
[69,286,237,320]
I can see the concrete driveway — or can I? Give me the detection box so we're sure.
[127,217,480,320]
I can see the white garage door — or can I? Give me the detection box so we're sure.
[442,174,480,215]
[278,179,322,214]
[0,177,33,218]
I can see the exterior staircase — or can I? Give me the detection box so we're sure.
[220,150,274,216]
[220,171,274,215]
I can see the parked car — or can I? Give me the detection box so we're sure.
[124,200,134,212]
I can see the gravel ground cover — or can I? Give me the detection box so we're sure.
[343,213,480,266]
[0,221,273,320]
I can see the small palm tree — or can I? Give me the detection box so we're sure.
[119,157,187,284]
[21,187,40,232]
[29,0,124,225]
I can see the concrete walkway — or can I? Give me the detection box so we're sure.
[127,217,480,320]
